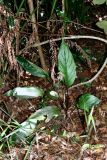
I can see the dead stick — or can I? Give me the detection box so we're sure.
[20,35,107,50]
[27,0,47,71]
[69,57,107,90]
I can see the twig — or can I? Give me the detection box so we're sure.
[69,57,107,90]
[15,19,20,56]
[8,17,103,35]
[0,104,16,122]
[20,35,107,49]
[27,0,47,71]
[38,19,103,34]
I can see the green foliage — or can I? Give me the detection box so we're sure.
[7,16,15,30]
[12,106,60,140]
[93,0,107,5]
[0,106,60,147]
[96,20,107,35]
[51,0,58,16]
[77,93,101,133]
[16,40,76,88]
[64,0,89,23]
[77,93,100,112]
[0,0,3,4]
[93,0,107,35]
[58,41,76,87]
[0,78,4,88]
[4,38,101,143]
[29,105,60,122]
[15,0,26,15]
[16,56,49,78]
[5,86,44,99]
[1,0,104,151]
[3,40,75,142]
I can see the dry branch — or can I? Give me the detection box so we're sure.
[27,0,47,71]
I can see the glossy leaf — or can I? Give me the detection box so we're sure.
[77,93,101,112]
[58,41,76,87]
[96,20,107,35]
[16,56,49,78]
[5,86,44,99]
[14,106,60,139]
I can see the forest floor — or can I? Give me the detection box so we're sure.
[0,6,107,160]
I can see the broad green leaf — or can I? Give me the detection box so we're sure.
[93,0,106,5]
[77,93,101,112]
[29,105,60,122]
[58,41,76,87]
[96,20,107,35]
[5,86,44,99]
[16,56,49,78]
[13,106,60,139]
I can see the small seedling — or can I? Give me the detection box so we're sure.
[77,93,101,134]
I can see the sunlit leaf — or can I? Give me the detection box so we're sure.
[58,40,76,87]
[5,86,44,99]
[77,93,101,112]
[96,20,107,35]
[16,56,49,78]
[93,0,106,5]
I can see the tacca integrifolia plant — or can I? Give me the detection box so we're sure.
[4,40,101,140]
